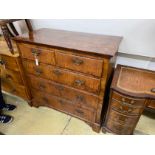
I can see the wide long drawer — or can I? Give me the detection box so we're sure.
[55,51,103,77]
[32,89,95,122]
[23,60,101,94]
[18,43,55,65]
[28,75,99,109]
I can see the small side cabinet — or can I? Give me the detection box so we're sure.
[102,64,155,135]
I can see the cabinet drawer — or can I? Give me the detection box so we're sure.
[22,60,52,79]
[55,52,103,77]
[0,55,19,71]
[147,100,155,109]
[28,75,99,109]
[18,43,55,65]
[112,91,146,107]
[51,67,101,94]
[23,60,101,94]
[0,68,23,85]
[32,89,95,122]
[108,109,139,126]
[106,119,134,135]
[2,80,28,99]
[111,99,144,115]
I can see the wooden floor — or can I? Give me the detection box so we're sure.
[0,92,155,135]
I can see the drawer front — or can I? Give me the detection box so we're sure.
[0,55,19,71]
[2,80,28,99]
[23,60,101,94]
[106,119,134,135]
[51,67,101,94]
[147,100,155,109]
[111,99,144,115]
[112,91,146,107]
[32,89,95,122]
[18,43,55,65]
[0,68,23,85]
[22,60,52,80]
[55,52,103,77]
[108,109,139,126]
[28,75,99,109]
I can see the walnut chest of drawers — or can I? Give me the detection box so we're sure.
[14,28,122,132]
[102,65,155,134]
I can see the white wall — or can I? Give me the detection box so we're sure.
[31,19,155,58]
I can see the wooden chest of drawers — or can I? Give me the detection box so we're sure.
[102,65,155,134]
[0,53,31,101]
[14,28,122,132]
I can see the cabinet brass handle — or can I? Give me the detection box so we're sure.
[76,95,84,102]
[39,84,46,89]
[31,48,41,56]
[34,68,43,75]
[72,58,83,65]
[5,74,12,80]
[75,109,84,115]
[56,85,64,91]
[151,88,155,93]
[53,69,62,76]
[74,80,85,86]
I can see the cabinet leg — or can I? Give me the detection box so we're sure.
[91,123,101,133]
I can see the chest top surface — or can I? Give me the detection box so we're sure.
[13,28,122,57]
[112,65,155,99]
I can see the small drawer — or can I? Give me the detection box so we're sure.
[108,109,139,126]
[22,60,52,80]
[112,91,146,107]
[32,89,95,122]
[111,100,144,115]
[55,51,103,77]
[18,43,55,65]
[0,68,23,85]
[2,80,28,100]
[0,55,19,71]
[28,75,99,109]
[106,119,134,135]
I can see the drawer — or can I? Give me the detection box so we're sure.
[0,55,19,71]
[28,75,99,109]
[2,80,28,100]
[22,60,52,79]
[112,91,146,107]
[18,43,55,65]
[0,68,23,85]
[108,109,139,126]
[106,119,134,135]
[23,60,101,94]
[32,89,95,122]
[55,52,103,77]
[51,67,101,94]
[147,100,155,109]
[111,99,144,115]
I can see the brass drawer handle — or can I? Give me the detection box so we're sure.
[53,69,62,76]
[75,109,84,115]
[34,68,43,75]
[151,88,155,93]
[72,58,83,65]
[39,84,46,89]
[76,95,84,102]
[56,85,64,91]
[74,80,85,86]
[31,48,41,56]
[5,74,12,80]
